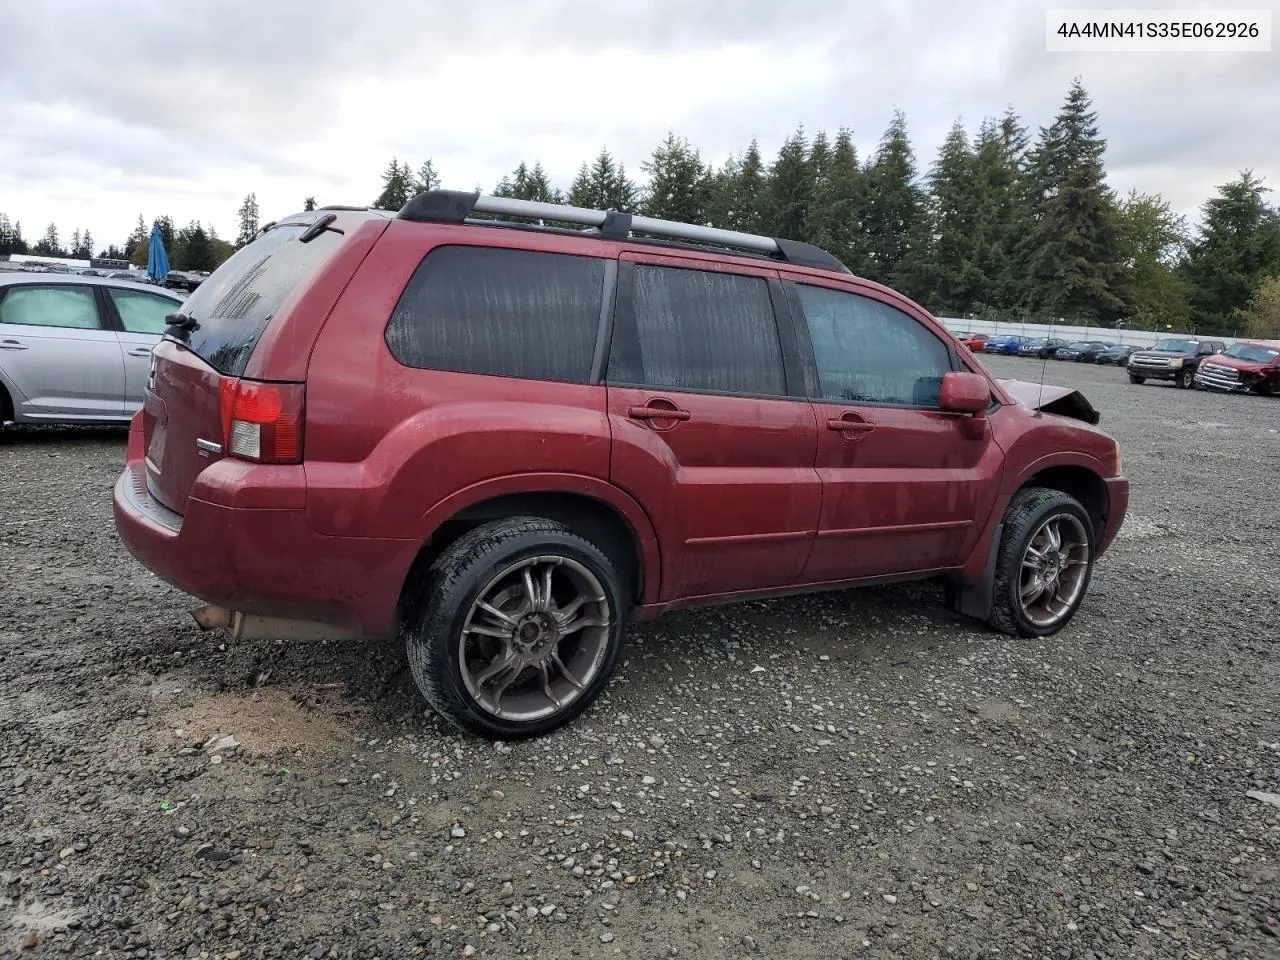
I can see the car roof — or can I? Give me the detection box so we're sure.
[0,273,184,298]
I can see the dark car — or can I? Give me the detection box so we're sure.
[1127,337,1226,388]
[983,335,1024,355]
[1017,337,1069,359]
[163,271,191,290]
[1095,344,1137,365]
[1055,341,1111,362]
[113,188,1128,739]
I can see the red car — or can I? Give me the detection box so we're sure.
[114,191,1129,738]
[957,332,990,352]
[1194,340,1280,395]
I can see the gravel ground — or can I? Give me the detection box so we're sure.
[1,356,1277,960]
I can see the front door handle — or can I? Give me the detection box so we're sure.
[0,339,29,350]
[826,416,874,439]
[127,348,153,357]
[629,406,691,422]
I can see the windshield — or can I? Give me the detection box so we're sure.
[1066,341,1091,350]
[1224,343,1279,363]
[1024,338,1046,347]
[1152,338,1197,352]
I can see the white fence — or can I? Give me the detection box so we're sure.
[935,318,1248,349]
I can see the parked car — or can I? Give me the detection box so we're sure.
[983,335,1025,356]
[0,275,183,425]
[1126,337,1226,388]
[958,332,990,351]
[1094,344,1137,365]
[1193,340,1280,395]
[113,190,1129,739]
[109,271,141,281]
[1055,341,1111,362]
[1016,337,1068,359]
[163,271,191,290]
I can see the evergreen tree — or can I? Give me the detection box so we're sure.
[1116,191,1192,331]
[1180,171,1280,333]
[969,109,1033,317]
[102,244,125,261]
[34,223,62,257]
[1240,274,1280,339]
[303,197,316,212]
[494,161,563,203]
[414,159,440,194]
[0,213,20,255]
[764,126,813,240]
[124,214,148,260]
[568,149,638,211]
[809,129,869,275]
[80,230,93,260]
[923,120,984,314]
[862,110,928,292]
[69,228,83,260]
[641,132,711,224]
[175,222,213,272]
[1021,80,1126,325]
[373,158,413,210]
[235,194,260,248]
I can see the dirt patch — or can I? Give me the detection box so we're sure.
[160,688,356,756]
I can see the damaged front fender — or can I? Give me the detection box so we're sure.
[996,379,1101,425]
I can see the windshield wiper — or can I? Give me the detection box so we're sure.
[164,313,199,341]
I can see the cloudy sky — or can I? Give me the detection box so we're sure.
[1,0,1276,251]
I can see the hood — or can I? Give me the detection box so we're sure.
[996,379,1101,425]
[1131,349,1191,358]
[1202,355,1271,372]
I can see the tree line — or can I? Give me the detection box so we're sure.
[5,79,1277,335]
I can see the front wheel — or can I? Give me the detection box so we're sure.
[404,517,625,739]
[1178,367,1196,389]
[1128,374,1145,384]
[988,488,1095,638]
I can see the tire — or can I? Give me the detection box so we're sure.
[1177,367,1195,389]
[404,517,626,739]
[1128,374,1145,384]
[987,487,1095,638]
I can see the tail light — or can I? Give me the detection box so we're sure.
[218,378,305,464]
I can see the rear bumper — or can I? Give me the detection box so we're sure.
[1098,476,1129,556]
[113,424,418,637]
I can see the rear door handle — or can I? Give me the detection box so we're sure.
[127,348,153,357]
[629,404,691,422]
[0,339,29,350]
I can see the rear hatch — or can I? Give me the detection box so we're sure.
[141,215,363,514]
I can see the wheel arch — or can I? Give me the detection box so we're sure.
[399,481,661,623]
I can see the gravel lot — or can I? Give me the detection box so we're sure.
[2,355,1278,960]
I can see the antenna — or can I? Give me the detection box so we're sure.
[1035,317,1056,418]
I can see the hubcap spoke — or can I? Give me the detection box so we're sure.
[467,622,515,640]
[477,601,518,628]
[538,661,562,708]
[474,651,518,688]
[522,568,539,610]
[560,616,607,635]
[539,565,555,613]
[552,651,584,691]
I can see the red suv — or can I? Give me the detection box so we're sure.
[114,191,1129,738]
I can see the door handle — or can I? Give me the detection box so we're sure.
[628,404,691,422]
[827,417,874,434]
[0,339,29,350]
[127,348,153,357]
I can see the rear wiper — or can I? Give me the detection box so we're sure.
[164,313,199,341]
[299,212,341,243]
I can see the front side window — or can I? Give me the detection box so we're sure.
[793,284,950,407]
[0,285,101,329]
[609,264,785,396]
[386,246,605,383]
[108,288,178,334]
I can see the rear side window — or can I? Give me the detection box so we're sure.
[386,246,605,383]
[108,288,179,334]
[609,264,785,396]
[175,224,345,377]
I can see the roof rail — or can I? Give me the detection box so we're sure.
[396,189,849,273]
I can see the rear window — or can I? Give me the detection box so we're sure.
[385,246,605,383]
[174,223,344,377]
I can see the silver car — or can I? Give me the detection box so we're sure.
[0,274,184,425]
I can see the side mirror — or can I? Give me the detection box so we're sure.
[939,371,991,415]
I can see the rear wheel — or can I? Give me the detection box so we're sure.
[988,488,1095,638]
[404,517,625,739]
[1128,374,1145,384]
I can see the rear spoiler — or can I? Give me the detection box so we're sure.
[996,379,1101,425]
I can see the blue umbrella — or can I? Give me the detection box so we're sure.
[146,223,170,281]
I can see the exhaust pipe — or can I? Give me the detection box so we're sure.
[189,604,359,642]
